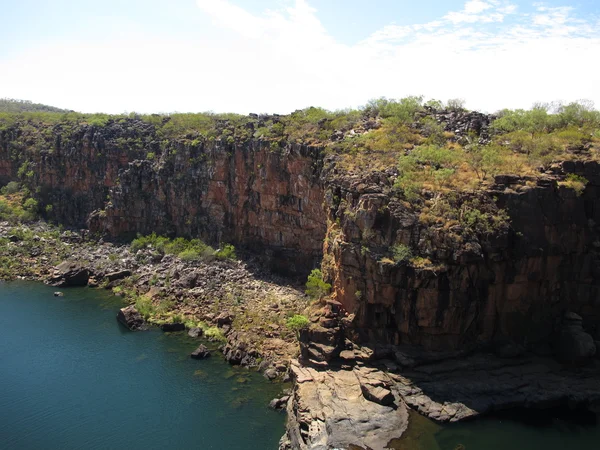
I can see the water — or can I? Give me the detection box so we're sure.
[0,281,285,450]
[2,282,599,450]
[394,401,600,450]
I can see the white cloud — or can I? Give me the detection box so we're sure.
[464,1,494,14]
[0,1,598,114]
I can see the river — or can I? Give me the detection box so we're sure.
[0,281,285,449]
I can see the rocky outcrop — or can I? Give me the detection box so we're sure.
[190,344,211,359]
[395,351,600,422]
[554,312,597,365]
[1,119,327,276]
[280,361,408,450]
[160,322,185,332]
[323,161,600,354]
[47,261,90,287]
[117,305,146,331]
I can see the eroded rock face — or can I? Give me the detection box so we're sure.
[89,141,326,276]
[282,361,408,450]
[323,161,600,352]
[0,120,326,277]
[117,305,146,331]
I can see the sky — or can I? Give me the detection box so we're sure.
[0,0,599,114]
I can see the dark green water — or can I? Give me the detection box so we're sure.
[0,281,285,450]
[396,397,600,450]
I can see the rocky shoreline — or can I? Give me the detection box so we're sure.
[3,221,600,450]
[0,221,305,379]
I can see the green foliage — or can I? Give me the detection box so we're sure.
[0,190,37,223]
[447,98,466,111]
[178,249,200,261]
[215,243,237,261]
[465,142,505,180]
[130,233,170,253]
[305,268,331,299]
[17,161,33,179]
[559,173,588,196]
[86,115,110,127]
[146,152,155,160]
[22,197,38,213]
[459,199,510,236]
[171,313,184,324]
[130,233,215,261]
[204,326,226,342]
[1,182,20,195]
[0,98,71,113]
[364,96,424,123]
[286,314,309,332]
[392,244,413,263]
[134,296,155,320]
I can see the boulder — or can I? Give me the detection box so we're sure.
[160,322,186,332]
[216,312,233,326]
[48,261,90,287]
[188,327,204,338]
[264,367,278,380]
[53,291,64,297]
[117,305,146,331]
[360,383,395,406]
[190,344,211,359]
[554,312,597,365]
[269,395,290,410]
[105,270,132,282]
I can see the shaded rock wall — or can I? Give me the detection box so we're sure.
[3,116,600,351]
[324,161,600,351]
[90,140,326,275]
[0,120,327,276]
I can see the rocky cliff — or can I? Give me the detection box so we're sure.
[0,117,326,276]
[2,110,599,352]
[321,161,600,354]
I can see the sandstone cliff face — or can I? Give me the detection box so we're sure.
[0,119,326,276]
[322,160,600,352]
[89,140,325,275]
[2,116,600,352]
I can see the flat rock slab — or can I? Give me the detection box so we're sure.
[392,353,600,423]
[283,361,408,450]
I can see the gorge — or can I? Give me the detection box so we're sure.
[1,102,599,449]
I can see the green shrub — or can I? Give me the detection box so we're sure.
[134,296,155,319]
[171,313,183,324]
[1,181,20,195]
[392,244,412,263]
[23,197,38,213]
[559,173,588,196]
[286,314,309,332]
[204,326,226,342]
[178,249,200,261]
[215,243,236,260]
[305,269,331,299]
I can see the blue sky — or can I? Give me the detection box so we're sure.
[1,0,599,113]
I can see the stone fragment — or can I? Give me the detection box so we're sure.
[190,344,211,359]
[117,305,146,331]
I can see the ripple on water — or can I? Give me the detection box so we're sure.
[0,281,285,450]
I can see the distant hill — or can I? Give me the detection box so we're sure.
[0,98,73,113]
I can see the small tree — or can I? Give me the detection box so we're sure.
[305,269,331,300]
[286,314,309,333]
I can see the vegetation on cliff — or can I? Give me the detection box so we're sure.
[0,98,72,114]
